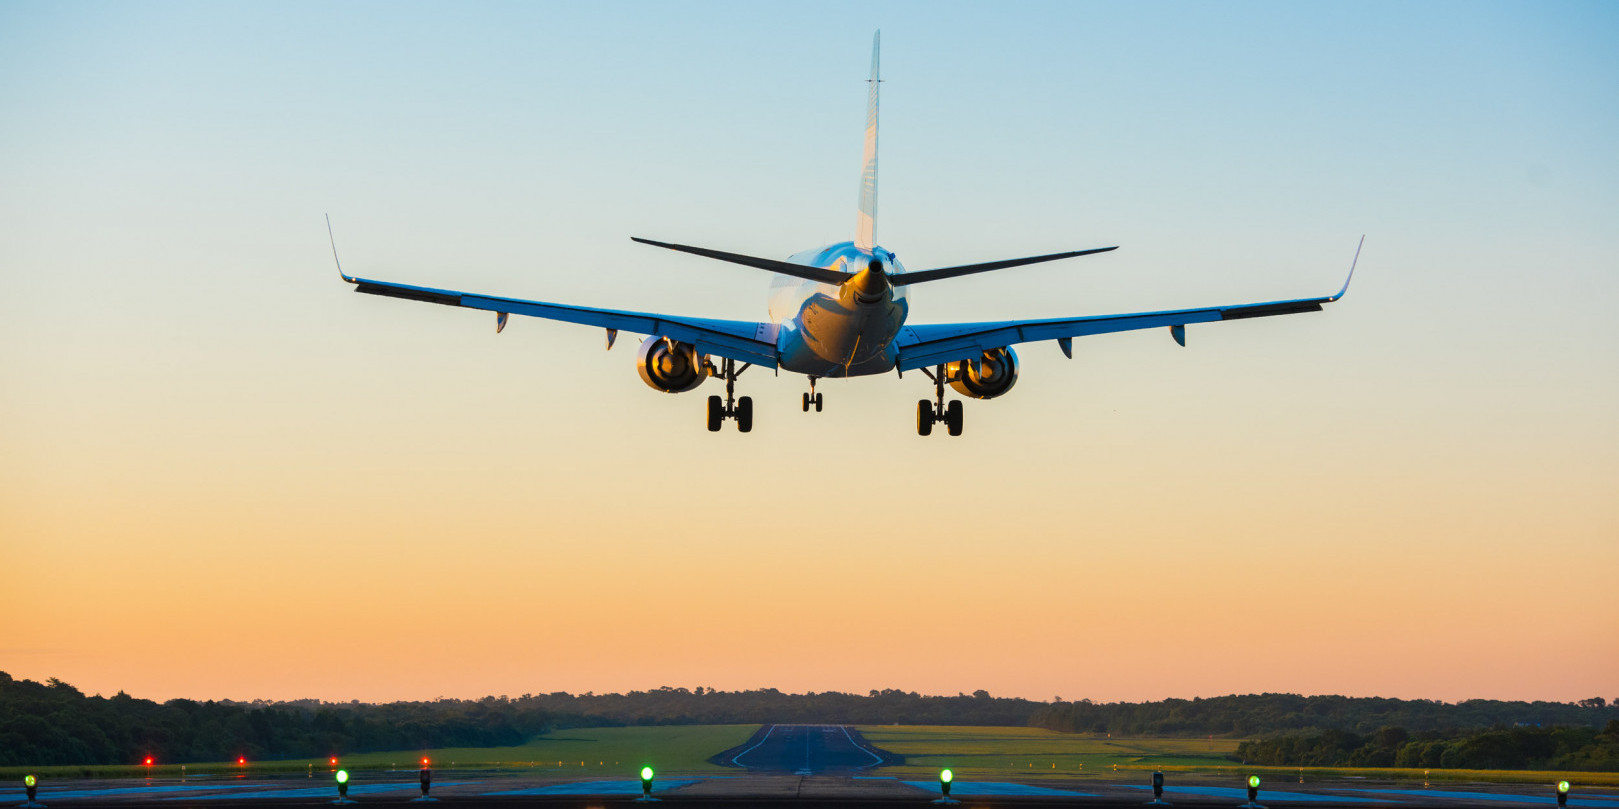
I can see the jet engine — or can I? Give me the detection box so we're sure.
[636,336,708,393]
[946,346,1019,399]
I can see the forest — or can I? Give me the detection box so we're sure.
[1234,722,1619,771]
[1025,692,1617,736]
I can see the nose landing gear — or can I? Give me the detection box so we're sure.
[706,358,753,433]
[801,376,824,412]
[916,364,963,436]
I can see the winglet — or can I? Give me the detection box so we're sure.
[1328,235,1364,302]
[327,214,357,284]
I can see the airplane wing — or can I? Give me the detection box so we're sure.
[896,240,1361,371]
[341,274,780,368]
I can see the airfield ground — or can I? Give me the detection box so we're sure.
[6,724,1616,808]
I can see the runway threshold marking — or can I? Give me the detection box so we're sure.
[1120,785,1386,803]
[482,779,699,796]
[902,781,1095,797]
[1356,788,1615,807]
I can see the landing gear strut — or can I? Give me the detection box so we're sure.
[706,358,753,433]
[916,364,963,437]
[801,376,824,412]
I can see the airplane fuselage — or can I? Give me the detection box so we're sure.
[769,241,910,377]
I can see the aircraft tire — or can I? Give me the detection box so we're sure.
[707,395,724,432]
[946,400,963,436]
[814,393,823,412]
[802,392,810,412]
[736,396,754,433]
[917,400,933,436]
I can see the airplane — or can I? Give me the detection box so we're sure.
[333,31,1358,437]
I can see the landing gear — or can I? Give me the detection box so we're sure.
[916,364,965,437]
[707,395,724,432]
[705,358,753,433]
[801,377,824,412]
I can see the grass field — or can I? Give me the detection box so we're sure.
[5,724,1616,788]
[855,725,1619,787]
[0,724,758,781]
[855,725,1239,779]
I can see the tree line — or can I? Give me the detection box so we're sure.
[1234,721,1619,771]
[4,671,1615,768]
[0,674,1037,765]
[1027,693,1617,737]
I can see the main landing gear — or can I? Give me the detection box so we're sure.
[706,358,753,433]
[801,376,824,412]
[916,364,963,437]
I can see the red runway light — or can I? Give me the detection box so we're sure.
[421,758,430,766]
[238,757,246,765]
[330,757,338,766]
[144,757,154,766]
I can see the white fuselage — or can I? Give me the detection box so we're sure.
[769,241,910,377]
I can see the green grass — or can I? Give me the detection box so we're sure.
[0,724,759,781]
[7,724,1617,790]
[856,725,1239,779]
[854,725,1619,787]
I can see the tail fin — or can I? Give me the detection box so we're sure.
[854,30,880,251]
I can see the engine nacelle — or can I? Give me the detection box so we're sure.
[636,336,708,393]
[946,346,1019,399]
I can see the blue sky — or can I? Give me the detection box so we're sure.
[1,1,1615,703]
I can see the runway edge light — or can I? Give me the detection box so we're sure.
[413,759,435,803]
[23,774,45,809]
[1558,780,1571,808]
[636,766,657,802]
[933,769,957,804]
[1147,770,1170,806]
[334,769,355,805]
[1240,774,1265,809]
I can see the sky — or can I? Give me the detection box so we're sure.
[2,1,1616,706]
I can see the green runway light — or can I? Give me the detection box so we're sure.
[24,775,36,787]
[1560,781,1571,793]
[642,767,654,782]
[1249,775,1261,789]
[940,769,953,783]
[336,770,349,784]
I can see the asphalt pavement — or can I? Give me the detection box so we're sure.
[720,724,895,774]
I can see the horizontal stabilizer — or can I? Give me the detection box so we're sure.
[632,237,849,285]
[634,236,1117,287]
[896,246,1118,285]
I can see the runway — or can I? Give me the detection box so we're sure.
[717,724,898,773]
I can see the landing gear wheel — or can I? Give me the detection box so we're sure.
[802,392,811,412]
[917,400,934,436]
[945,400,964,436]
[813,393,823,412]
[736,396,753,433]
[706,395,724,432]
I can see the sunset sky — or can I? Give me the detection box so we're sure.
[2,1,1616,706]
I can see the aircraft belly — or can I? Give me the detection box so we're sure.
[777,295,902,376]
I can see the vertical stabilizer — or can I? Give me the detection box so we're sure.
[854,30,880,251]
